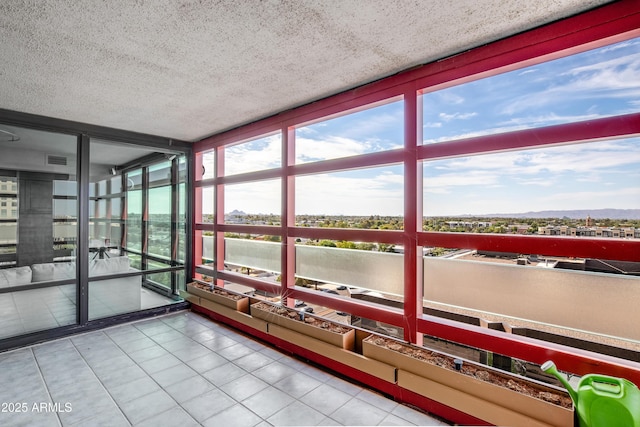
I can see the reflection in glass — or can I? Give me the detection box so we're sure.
[0,285,76,340]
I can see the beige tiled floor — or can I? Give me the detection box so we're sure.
[0,310,450,426]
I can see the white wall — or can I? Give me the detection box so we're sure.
[423,257,640,341]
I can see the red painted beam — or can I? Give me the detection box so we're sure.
[414,1,640,94]
[290,227,404,245]
[419,232,640,263]
[216,168,282,185]
[290,149,404,177]
[217,224,283,237]
[215,270,282,296]
[418,112,640,160]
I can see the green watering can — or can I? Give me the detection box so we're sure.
[542,361,640,427]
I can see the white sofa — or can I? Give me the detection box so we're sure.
[0,256,141,318]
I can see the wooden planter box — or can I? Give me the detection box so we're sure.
[187,282,250,313]
[269,324,395,383]
[250,302,355,351]
[199,298,268,333]
[363,336,573,427]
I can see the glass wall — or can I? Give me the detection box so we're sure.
[88,140,188,320]
[0,125,78,339]
[0,114,190,346]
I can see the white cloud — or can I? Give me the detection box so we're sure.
[423,140,640,200]
[224,135,281,175]
[296,135,371,162]
[502,52,640,115]
[424,122,442,128]
[296,169,404,215]
[497,112,601,127]
[437,92,465,105]
[438,112,478,121]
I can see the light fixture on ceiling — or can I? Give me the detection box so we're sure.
[109,167,118,176]
[0,128,20,142]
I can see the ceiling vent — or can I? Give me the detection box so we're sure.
[47,155,68,166]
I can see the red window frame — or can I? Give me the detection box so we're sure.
[194,0,640,384]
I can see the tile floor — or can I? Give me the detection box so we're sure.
[0,310,450,426]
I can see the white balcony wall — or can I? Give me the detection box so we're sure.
[224,238,281,273]
[207,237,405,295]
[296,245,404,295]
[423,257,640,341]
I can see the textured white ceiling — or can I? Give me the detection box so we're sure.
[0,0,610,142]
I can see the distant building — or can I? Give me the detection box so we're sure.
[538,224,639,239]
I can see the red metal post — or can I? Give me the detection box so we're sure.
[215,146,225,287]
[403,85,420,344]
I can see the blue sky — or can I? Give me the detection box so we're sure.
[212,37,640,217]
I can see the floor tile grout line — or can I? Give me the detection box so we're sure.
[99,324,197,426]
[149,314,305,426]
[29,346,64,427]
[109,316,238,426]
[67,333,135,426]
[130,318,259,426]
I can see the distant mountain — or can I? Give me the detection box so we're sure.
[226,209,247,216]
[462,209,640,220]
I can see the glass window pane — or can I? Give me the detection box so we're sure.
[0,285,76,339]
[224,133,281,176]
[148,186,171,259]
[423,246,640,353]
[201,186,214,223]
[423,138,640,219]
[149,160,172,187]
[200,151,215,180]
[126,170,142,252]
[422,37,640,144]
[296,242,403,296]
[88,273,141,320]
[296,166,404,224]
[224,179,281,223]
[296,100,404,164]
[224,235,281,276]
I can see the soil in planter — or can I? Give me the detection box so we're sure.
[252,301,352,334]
[191,283,245,300]
[367,336,573,409]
